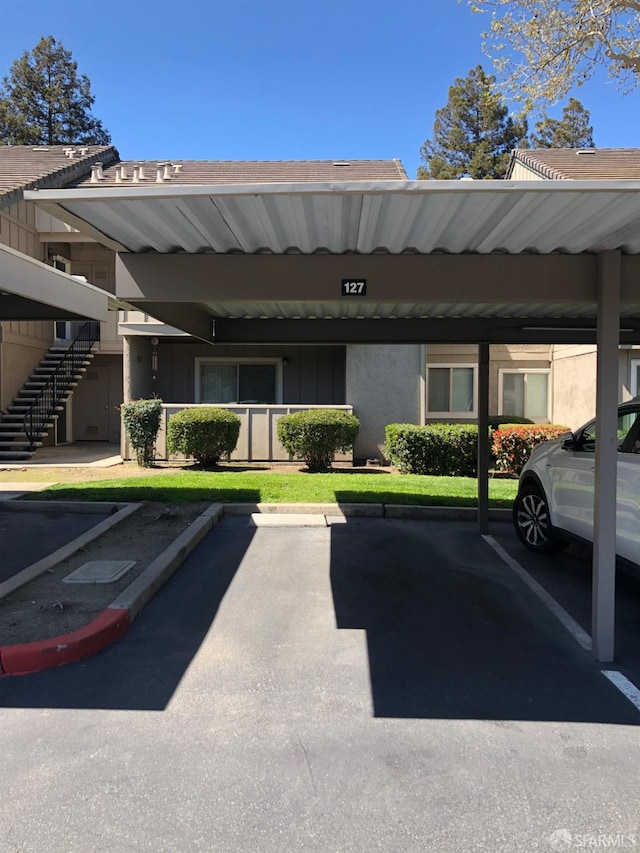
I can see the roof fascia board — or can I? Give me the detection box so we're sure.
[25,179,640,204]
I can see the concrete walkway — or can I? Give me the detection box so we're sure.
[0,442,121,469]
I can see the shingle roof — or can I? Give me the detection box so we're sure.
[70,158,408,187]
[0,145,118,205]
[507,148,640,180]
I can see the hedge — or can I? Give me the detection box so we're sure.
[492,424,570,475]
[121,399,163,467]
[166,407,241,467]
[276,409,359,471]
[385,423,479,476]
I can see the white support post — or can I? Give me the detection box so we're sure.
[478,343,490,534]
[592,251,621,663]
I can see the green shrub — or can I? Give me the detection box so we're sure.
[276,409,359,471]
[166,407,241,467]
[121,399,163,467]
[492,424,570,475]
[385,423,479,476]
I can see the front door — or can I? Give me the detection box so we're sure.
[73,365,110,441]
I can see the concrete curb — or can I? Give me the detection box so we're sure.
[0,501,509,677]
[0,609,130,677]
[223,502,511,521]
[0,503,224,677]
[0,503,142,602]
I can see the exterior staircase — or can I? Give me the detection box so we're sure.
[0,321,100,462]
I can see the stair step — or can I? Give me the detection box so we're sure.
[6,406,64,415]
[0,452,34,460]
[0,441,42,449]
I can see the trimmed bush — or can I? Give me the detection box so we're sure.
[276,409,359,471]
[492,424,570,475]
[385,423,479,476]
[121,399,163,468]
[166,407,241,467]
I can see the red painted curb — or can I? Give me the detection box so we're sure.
[0,608,130,677]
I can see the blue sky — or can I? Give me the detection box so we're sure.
[1,0,638,177]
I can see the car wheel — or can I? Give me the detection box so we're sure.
[513,484,567,554]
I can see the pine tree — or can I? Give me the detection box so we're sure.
[530,98,595,148]
[418,66,528,180]
[0,36,110,146]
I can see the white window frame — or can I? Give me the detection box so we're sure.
[426,363,478,418]
[630,359,640,397]
[195,357,284,404]
[498,368,551,423]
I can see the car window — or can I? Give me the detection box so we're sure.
[578,410,640,453]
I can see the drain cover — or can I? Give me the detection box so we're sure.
[63,560,136,584]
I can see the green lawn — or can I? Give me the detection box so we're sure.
[25,471,519,507]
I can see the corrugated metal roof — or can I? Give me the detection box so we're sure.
[26,179,640,255]
[0,145,118,206]
[507,148,640,180]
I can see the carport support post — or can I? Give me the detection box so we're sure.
[592,250,621,663]
[477,343,490,534]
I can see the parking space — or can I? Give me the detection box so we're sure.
[491,520,640,689]
[3,515,640,852]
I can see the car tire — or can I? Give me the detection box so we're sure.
[513,484,568,554]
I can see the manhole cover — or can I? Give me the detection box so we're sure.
[63,560,136,584]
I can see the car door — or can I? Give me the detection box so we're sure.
[549,407,640,552]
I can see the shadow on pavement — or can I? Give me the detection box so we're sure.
[330,518,640,724]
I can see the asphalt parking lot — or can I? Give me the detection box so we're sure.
[2,515,640,852]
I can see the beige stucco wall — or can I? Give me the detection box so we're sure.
[550,345,597,429]
[346,344,425,459]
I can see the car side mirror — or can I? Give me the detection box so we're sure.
[561,432,578,451]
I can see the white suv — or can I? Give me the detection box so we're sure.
[513,399,640,563]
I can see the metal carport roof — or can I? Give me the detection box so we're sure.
[24,178,640,665]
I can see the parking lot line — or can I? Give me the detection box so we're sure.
[484,533,640,715]
[602,671,640,713]
[482,534,592,650]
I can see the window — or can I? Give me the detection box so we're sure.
[196,359,281,404]
[499,370,549,422]
[578,409,640,454]
[427,365,476,416]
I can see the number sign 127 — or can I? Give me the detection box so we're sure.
[342,279,367,296]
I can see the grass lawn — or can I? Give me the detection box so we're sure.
[24,470,519,507]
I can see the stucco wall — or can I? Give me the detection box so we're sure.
[123,336,153,401]
[551,346,597,429]
[346,344,425,459]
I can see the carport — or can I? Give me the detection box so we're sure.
[26,178,640,663]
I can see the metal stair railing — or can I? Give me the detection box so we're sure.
[23,321,100,451]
